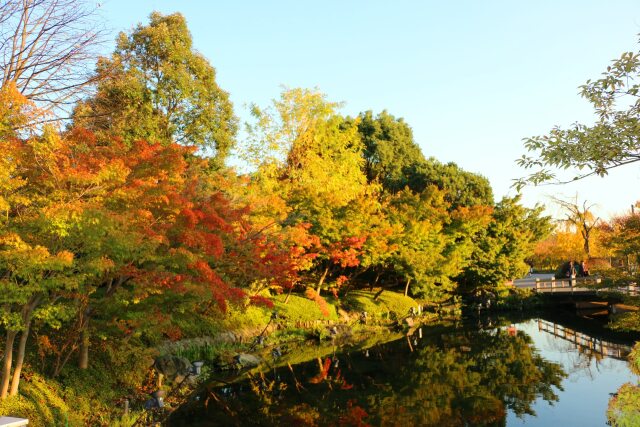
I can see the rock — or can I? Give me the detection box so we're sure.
[234,353,261,368]
[154,355,193,383]
[338,309,351,322]
[213,331,238,344]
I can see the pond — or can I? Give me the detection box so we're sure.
[168,313,639,426]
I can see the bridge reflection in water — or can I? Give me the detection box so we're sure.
[537,319,633,361]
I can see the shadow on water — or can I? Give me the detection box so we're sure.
[168,315,575,426]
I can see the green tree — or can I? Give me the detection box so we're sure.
[407,159,494,209]
[385,187,454,300]
[456,196,552,293]
[74,12,237,161]
[352,110,493,208]
[516,42,640,188]
[353,110,425,192]
[0,234,76,398]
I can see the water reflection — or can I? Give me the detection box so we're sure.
[170,319,574,426]
[537,319,632,361]
[507,318,638,427]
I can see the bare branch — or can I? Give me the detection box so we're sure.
[0,0,107,124]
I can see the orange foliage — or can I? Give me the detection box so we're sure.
[304,288,330,317]
[329,236,367,268]
[339,400,370,427]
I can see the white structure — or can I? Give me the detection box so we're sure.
[0,417,28,426]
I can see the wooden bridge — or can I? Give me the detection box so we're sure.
[514,274,639,296]
[537,319,633,361]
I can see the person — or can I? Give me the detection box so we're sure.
[567,260,576,279]
[581,260,590,277]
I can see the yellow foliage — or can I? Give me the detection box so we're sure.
[531,223,612,269]
[56,250,75,265]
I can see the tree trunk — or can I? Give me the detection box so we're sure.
[77,305,92,370]
[78,308,91,370]
[283,285,294,304]
[369,272,380,292]
[316,266,329,296]
[78,327,89,370]
[404,278,412,297]
[8,297,40,396]
[9,322,31,396]
[53,345,77,378]
[582,228,591,258]
[584,237,591,258]
[0,330,17,399]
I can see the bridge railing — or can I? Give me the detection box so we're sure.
[531,277,640,296]
[533,277,601,293]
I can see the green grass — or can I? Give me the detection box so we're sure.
[273,294,339,323]
[343,290,418,322]
[158,337,239,362]
[0,370,79,426]
[220,304,273,331]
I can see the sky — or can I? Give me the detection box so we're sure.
[99,0,640,220]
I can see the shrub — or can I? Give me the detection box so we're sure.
[608,383,640,427]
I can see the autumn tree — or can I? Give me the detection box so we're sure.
[0,131,93,397]
[244,88,374,294]
[73,12,237,161]
[604,210,640,270]
[51,135,287,372]
[0,121,306,392]
[551,195,600,258]
[529,226,586,270]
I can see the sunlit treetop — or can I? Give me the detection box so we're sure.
[73,12,237,163]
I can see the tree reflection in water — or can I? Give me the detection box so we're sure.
[169,325,566,426]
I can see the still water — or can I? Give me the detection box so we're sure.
[170,314,638,426]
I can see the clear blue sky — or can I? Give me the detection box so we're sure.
[100,0,640,219]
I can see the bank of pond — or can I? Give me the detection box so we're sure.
[163,309,638,426]
[1,289,639,426]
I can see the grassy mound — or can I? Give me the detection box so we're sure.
[273,294,339,323]
[343,290,418,322]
